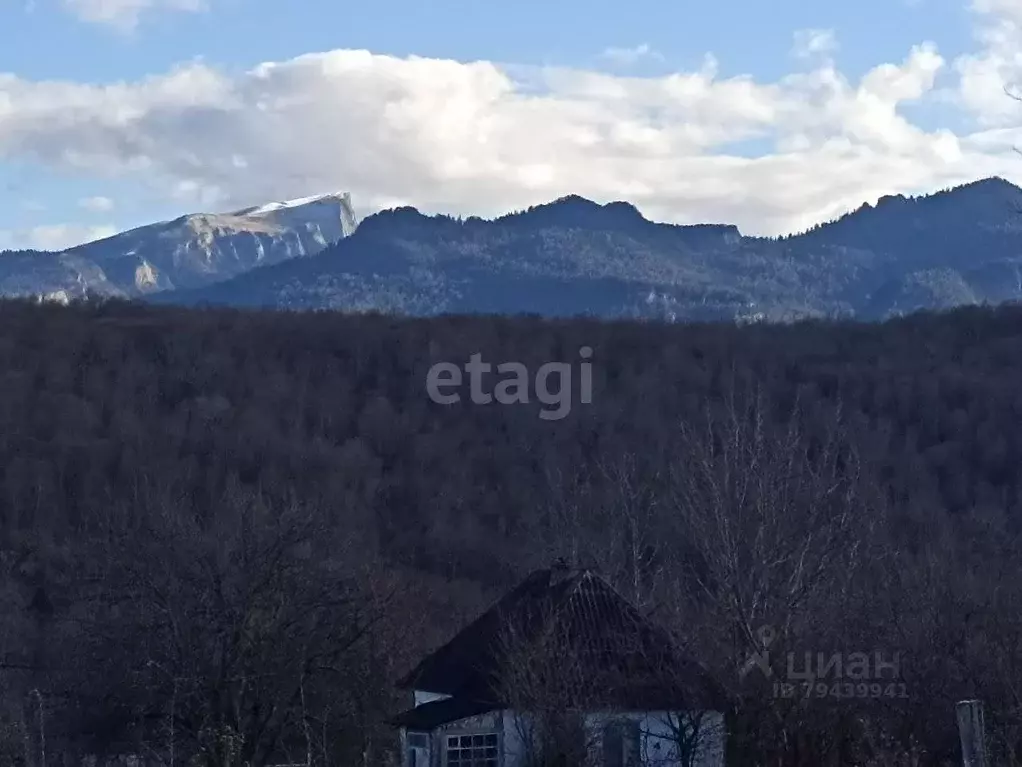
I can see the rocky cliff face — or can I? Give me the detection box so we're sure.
[77,191,359,295]
[0,249,121,302]
[0,192,358,300]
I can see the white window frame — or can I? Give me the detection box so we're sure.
[443,729,501,767]
[406,731,430,767]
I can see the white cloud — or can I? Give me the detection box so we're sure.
[600,44,665,66]
[1,21,1022,237]
[79,195,115,212]
[953,0,1022,126]
[1,223,117,250]
[792,29,839,60]
[62,0,206,30]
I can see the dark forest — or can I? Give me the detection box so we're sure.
[2,299,1022,766]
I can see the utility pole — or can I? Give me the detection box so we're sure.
[28,690,44,767]
[956,699,988,767]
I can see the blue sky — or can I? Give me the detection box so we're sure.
[0,0,1020,247]
[4,0,972,82]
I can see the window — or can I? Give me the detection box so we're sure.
[445,733,499,767]
[407,732,429,767]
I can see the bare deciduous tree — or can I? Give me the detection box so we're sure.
[494,606,603,767]
[492,574,724,767]
[661,382,888,764]
[69,483,401,767]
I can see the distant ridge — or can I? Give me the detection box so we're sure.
[6,177,1022,321]
[0,192,359,302]
[148,176,1022,322]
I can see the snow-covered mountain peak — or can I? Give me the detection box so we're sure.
[236,191,353,217]
[231,191,358,238]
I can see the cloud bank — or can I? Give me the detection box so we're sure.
[5,0,1022,237]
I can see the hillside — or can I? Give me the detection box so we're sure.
[156,177,1022,320]
[2,300,1022,763]
[0,192,358,301]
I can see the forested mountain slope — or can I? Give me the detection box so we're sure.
[2,301,1022,764]
[160,177,1022,320]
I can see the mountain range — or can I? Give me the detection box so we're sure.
[0,192,358,303]
[6,178,1022,321]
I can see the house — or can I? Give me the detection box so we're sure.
[391,561,725,767]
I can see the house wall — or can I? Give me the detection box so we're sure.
[417,709,724,767]
[414,690,452,707]
[431,710,505,767]
[639,711,725,767]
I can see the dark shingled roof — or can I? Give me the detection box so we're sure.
[396,564,718,710]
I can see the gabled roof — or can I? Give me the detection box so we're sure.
[396,563,716,710]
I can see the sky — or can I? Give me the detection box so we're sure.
[2,0,1022,250]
